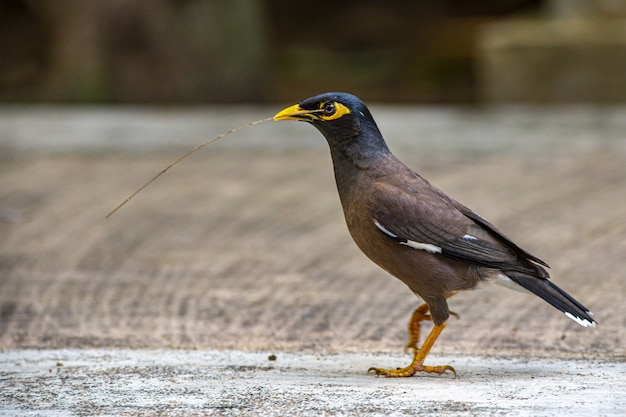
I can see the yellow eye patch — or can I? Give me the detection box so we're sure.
[318,101,351,121]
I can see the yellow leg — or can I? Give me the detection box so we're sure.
[369,321,456,378]
[405,303,431,353]
[405,302,459,353]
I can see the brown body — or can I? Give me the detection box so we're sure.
[334,150,485,324]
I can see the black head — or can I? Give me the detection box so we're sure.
[274,92,381,144]
[274,92,391,170]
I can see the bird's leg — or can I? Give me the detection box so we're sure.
[369,321,456,378]
[405,303,431,353]
[406,299,459,353]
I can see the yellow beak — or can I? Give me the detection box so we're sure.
[273,104,318,121]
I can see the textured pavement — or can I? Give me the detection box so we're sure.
[1,105,625,415]
[2,349,625,416]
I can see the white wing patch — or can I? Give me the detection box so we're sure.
[374,219,442,254]
[400,240,442,253]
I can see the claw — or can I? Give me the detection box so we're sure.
[367,367,386,377]
[444,365,457,378]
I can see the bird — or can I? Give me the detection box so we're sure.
[273,92,597,377]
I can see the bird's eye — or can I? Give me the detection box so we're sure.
[323,102,336,116]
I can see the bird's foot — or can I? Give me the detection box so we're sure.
[368,362,457,378]
[371,321,456,378]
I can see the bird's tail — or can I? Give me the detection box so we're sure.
[506,272,597,328]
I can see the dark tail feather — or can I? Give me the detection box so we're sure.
[507,272,597,328]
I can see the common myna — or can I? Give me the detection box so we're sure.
[274,92,596,377]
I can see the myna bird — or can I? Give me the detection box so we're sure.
[274,92,596,377]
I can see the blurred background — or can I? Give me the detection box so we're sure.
[2,0,626,104]
[1,0,625,375]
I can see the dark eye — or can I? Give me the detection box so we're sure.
[323,102,336,116]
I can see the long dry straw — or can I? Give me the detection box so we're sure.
[106,117,274,219]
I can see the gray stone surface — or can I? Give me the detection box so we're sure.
[1,349,624,416]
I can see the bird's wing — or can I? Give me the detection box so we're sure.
[371,179,548,277]
[371,177,597,327]
[454,204,549,268]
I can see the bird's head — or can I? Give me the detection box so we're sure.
[274,92,390,169]
[274,92,379,143]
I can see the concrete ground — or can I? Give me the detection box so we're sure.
[2,349,624,416]
[1,104,625,416]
